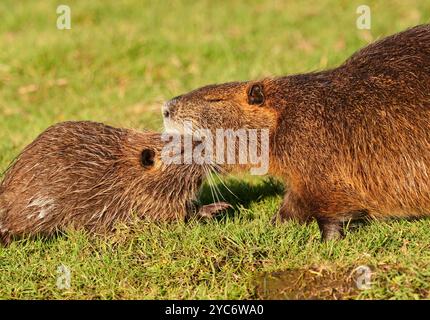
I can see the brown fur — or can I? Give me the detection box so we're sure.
[163,24,430,240]
[0,121,222,245]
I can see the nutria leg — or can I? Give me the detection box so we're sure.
[0,231,11,247]
[271,191,311,225]
[316,218,344,241]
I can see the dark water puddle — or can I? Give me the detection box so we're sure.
[255,267,362,300]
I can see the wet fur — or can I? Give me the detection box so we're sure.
[164,24,430,240]
[0,121,206,245]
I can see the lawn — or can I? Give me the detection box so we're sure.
[1,0,430,299]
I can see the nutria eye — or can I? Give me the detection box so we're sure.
[141,149,155,167]
[205,98,224,103]
[248,84,265,105]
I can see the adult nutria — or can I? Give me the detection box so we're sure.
[0,121,230,246]
[162,24,430,240]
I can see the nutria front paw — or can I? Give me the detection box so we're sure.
[271,192,312,225]
[271,205,311,225]
[197,202,232,219]
[270,211,290,225]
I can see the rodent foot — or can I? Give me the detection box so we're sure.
[197,202,232,219]
[317,218,344,241]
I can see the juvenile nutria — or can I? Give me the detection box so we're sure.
[0,121,230,245]
[162,24,430,240]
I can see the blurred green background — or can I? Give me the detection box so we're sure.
[0,0,430,299]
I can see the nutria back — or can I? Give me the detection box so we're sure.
[162,24,430,240]
[0,121,207,245]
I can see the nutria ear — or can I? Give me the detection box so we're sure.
[248,83,265,105]
[141,149,155,167]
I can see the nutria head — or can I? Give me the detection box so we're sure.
[0,121,227,245]
[162,80,289,176]
[162,80,279,136]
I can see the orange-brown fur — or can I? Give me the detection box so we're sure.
[0,121,214,245]
[163,24,430,240]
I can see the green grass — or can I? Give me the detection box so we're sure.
[1,0,430,299]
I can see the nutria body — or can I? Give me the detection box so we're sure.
[162,24,430,240]
[0,121,229,245]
